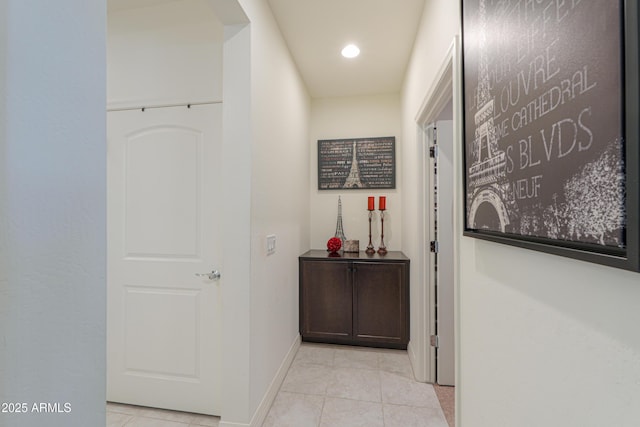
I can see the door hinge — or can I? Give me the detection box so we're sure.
[429,146,438,158]
[433,127,438,144]
[430,241,439,253]
[430,334,439,348]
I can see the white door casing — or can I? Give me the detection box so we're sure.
[107,104,222,415]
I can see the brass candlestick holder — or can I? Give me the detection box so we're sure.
[378,209,387,255]
[366,210,376,255]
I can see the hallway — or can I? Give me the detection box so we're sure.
[107,343,452,427]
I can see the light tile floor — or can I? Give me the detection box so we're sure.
[106,402,220,427]
[107,342,449,427]
[263,343,449,427]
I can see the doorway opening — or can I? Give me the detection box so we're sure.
[414,39,462,427]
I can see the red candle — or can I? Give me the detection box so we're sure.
[368,196,375,211]
[379,196,386,210]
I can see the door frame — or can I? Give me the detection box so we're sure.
[414,36,462,411]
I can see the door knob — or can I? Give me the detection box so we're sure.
[195,270,221,281]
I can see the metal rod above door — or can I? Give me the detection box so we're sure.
[106,100,223,113]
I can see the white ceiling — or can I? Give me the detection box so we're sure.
[107,0,426,99]
[107,0,181,13]
[267,0,425,99]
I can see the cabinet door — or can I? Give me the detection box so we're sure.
[353,262,408,346]
[300,260,352,340]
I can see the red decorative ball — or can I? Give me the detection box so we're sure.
[327,237,342,253]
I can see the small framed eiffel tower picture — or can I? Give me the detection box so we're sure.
[317,137,395,190]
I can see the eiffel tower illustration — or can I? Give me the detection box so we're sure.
[467,0,513,232]
[343,141,364,188]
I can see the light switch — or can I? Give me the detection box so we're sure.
[266,234,276,255]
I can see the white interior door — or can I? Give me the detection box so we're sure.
[107,104,222,415]
[427,120,455,387]
[435,120,455,386]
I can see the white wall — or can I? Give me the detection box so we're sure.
[237,0,311,424]
[459,243,640,426]
[310,94,402,251]
[220,19,252,426]
[404,2,640,426]
[107,0,223,108]
[0,1,106,426]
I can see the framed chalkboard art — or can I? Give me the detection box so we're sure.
[318,137,396,190]
[461,0,639,271]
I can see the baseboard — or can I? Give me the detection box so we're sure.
[218,421,250,427]
[218,334,301,427]
[407,340,426,382]
[249,334,301,427]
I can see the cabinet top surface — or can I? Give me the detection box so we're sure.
[300,250,409,262]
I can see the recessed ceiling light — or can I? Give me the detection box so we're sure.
[341,44,360,58]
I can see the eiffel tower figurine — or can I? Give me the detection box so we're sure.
[343,141,364,188]
[335,196,347,245]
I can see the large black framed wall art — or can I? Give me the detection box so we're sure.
[461,0,640,271]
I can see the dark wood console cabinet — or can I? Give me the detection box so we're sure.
[299,250,409,349]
